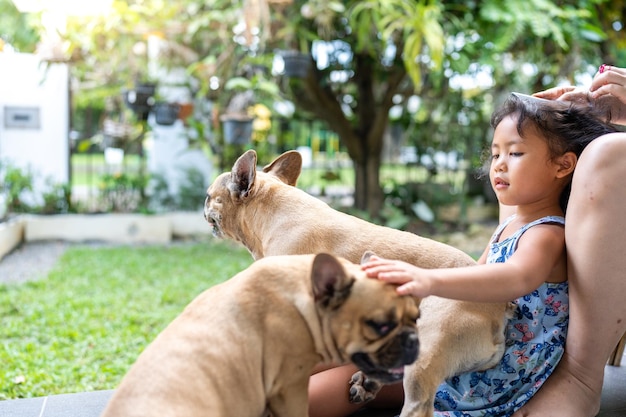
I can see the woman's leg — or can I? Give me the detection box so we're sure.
[514,132,626,417]
[308,363,404,417]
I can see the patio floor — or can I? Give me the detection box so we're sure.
[1,355,624,417]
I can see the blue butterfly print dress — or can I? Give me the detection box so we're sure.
[433,216,569,417]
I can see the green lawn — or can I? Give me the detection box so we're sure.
[71,153,143,187]
[0,239,252,400]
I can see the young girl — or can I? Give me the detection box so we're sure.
[307,92,618,417]
[514,65,626,417]
[358,92,618,416]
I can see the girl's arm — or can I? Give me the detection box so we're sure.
[362,224,565,302]
[476,244,490,265]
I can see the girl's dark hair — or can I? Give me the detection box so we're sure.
[488,92,619,212]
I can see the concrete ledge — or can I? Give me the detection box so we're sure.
[169,211,208,238]
[18,212,210,245]
[25,214,172,244]
[0,216,25,261]
[0,212,210,260]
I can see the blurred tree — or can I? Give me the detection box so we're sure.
[251,0,616,216]
[4,0,621,218]
[0,0,41,52]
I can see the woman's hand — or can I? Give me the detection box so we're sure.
[533,85,585,102]
[590,65,626,124]
[534,65,626,125]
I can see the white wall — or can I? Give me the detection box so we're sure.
[0,53,70,190]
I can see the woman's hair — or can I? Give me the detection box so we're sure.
[487,92,619,211]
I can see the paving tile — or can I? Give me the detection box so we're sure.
[41,391,114,417]
[0,391,113,417]
[0,396,44,417]
[598,364,626,417]
[0,361,623,417]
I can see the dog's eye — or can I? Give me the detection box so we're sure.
[366,320,397,336]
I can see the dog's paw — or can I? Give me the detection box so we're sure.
[348,371,383,404]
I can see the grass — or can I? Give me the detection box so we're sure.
[0,239,252,400]
[71,153,143,187]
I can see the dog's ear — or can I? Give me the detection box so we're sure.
[360,251,378,265]
[230,150,257,199]
[262,151,302,186]
[312,253,355,309]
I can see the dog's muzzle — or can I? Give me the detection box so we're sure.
[203,201,223,238]
[351,331,419,383]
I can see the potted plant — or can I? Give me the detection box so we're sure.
[178,102,195,124]
[220,89,254,145]
[122,81,156,121]
[219,75,280,145]
[272,0,345,78]
[153,102,181,126]
[280,49,311,78]
[221,113,254,145]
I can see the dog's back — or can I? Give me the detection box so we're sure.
[263,187,475,268]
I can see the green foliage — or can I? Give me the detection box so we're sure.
[478,0,593,51]
[147,167,209,212]
[338,204,411,230]
[0,0,41,52]
[224,75,281,103]
[350,0,445,90]
[3,0,619,217]
[177,168,208,211]
[39,183,73,215]
[146,173,177,211]
[383,180,458,223]
[0,161,34,214]
[0,240,252,399]
[0,162,77,217]
[99,173,148,213]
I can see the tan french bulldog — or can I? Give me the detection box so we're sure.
[100,252,420,417]
[204,150,514,417]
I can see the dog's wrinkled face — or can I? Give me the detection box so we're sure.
[204,149,302,241]
[204,173,230,238]
[312,253,420,382]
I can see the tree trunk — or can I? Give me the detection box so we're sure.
[353,151,383,215]
[286,51,406,218]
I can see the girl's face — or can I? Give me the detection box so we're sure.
[489,115,565,208]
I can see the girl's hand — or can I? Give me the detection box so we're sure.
[361,256,432,297]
